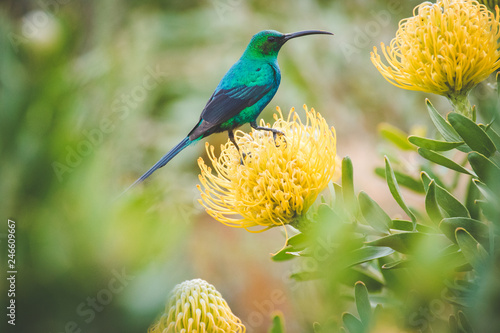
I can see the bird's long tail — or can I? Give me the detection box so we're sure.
[120,137,192,195]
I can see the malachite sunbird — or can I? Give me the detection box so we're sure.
[127,29,333,190]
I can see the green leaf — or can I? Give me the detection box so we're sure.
[378,123,415,151]
[425,181,443,223]
[417,148,475,176]
[455,228,489,272]
[383,245,470,270]
[420,171,432,191]
[365,232,428,254]
[346,247,395,267]
[381,259,413,269]
[355,281,371,326]
[342,313,364,333]
[271,247,300,262]
[269,311,285,333]
[434,182,470,218]
[468,152,500,195]
[332,183,344,212]
[391,219,436,233]
[421,167,447,189]
[286,233,308,250]
[458,311,474,333]
[472,179,497,202]
[408,135,463,151]
[439,217,489,245]
[449,314,458,333]
[392,172,425,194]
[341,267,385,292]
[448,112,497,157]
[426,99,461,142]
[342,156,357,209]
[375,167,424,193]
[358,191,391,233]
[317,203,340,222]
[290,271,321,281]
[480,124,500,151]
[384,157,417,229]
[465,179,481,220]
[391,219,416,231]
[475,200,500,222]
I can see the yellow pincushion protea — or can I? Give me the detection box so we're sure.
[148,279,245,333]
[371,0,500,115]
[197,105,338,231]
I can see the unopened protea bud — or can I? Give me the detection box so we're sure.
[149,279,245,333]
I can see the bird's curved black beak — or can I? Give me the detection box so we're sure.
[283,30,333,42]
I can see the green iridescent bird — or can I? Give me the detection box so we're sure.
[128,29,333,189]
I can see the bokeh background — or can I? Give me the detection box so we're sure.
[2,0,498,332]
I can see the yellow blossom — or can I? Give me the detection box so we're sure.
[197,105,338,231]
[148,279,245,333]
[371,0,500,115]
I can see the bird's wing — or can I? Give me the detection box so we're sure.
[200,84,273,125]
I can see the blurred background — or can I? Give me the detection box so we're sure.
[2,0,498,332]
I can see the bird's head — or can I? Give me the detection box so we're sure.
[243,29,333,58]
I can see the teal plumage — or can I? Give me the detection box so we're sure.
[125,29,332,191]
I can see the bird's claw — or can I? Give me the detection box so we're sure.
[272,130,287,148]
[239,151,252,165]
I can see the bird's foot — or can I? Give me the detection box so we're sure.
[250,123,287,148]
[239,151,252,165]
[272,129,287,148]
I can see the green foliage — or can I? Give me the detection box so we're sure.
[358,191,391,232]
[375,167,425,193]
[384,156,418,229]
[269,312,286,333]
[408,135,464,151]
[341,281,379,333]
[417,148,475,175]
[280,95,500,332]
[379,123,416,151]
[448,112,497,157]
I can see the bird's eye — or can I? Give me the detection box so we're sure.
[267,36,276,42]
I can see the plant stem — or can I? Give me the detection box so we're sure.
[448,93,473,119]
